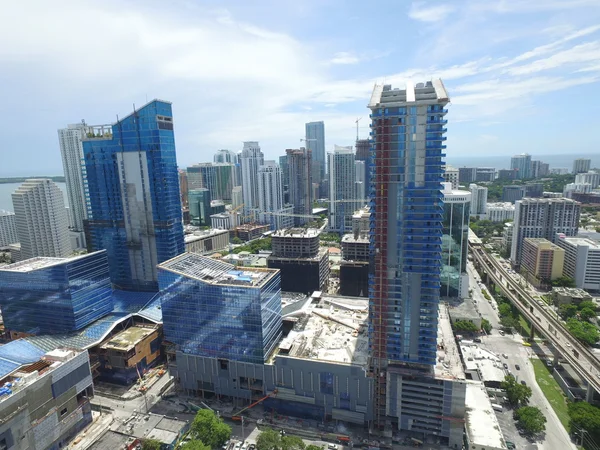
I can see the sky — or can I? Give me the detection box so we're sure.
[1,0,600,176]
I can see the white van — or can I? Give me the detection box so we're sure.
[491,403,503,412]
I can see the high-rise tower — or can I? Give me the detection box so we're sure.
[286,148,312,226]
[241,141,264,216]
[83,100,184,291]
[305,121,325,181]
[328,145,357,234]
[368,80,449,426]
[510,153,532,179]
[58,122,89,249]
[12,179,71,260]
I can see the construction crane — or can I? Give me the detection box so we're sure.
[355,117,362,141]
[231,389,278,421]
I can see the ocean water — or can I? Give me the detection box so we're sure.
[0,182,67,213]
[444,153,600,171]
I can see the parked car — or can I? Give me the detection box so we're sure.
[474,338,482,343]
[502,353,508,359]
[503,363,509,369]
[546,360,553,367]
[515,364,520,370]
[521,380,527,386]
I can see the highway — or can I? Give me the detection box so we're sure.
[470,243,600,396]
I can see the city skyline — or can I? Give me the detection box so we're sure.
[2,0,600,175]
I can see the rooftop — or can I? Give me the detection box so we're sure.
[436,304,466,380]
[460,343,506,383]
[557,235,600,249]
[273,228,320,238]
[100,325,158,352]
[87,431,138,450]
[184,228,229,243]
[465,381,507,450]
[518,197,580,205]
[268,246,329,262]
[159,252,277,288]
[342,234,369,244]
[0,250,106,273]
[275,295,369,366]
[369,79,449,107]
[0,348,84,405]
[487,202,515,209]
[234,223,270,231]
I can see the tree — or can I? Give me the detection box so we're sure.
[567,318,599,346]
[500,315,519,330]
[580,307,597,321]
[232,237,243,245]
[142,439,162,450]
[501,375,532,406]
[281,436,305,450]
[452,320,479,333]
[181,441,211,450]
[552,276,576,288]
[559,304,578,320]
[568,401,600,443]
[305,446,324,450]
[190,409,231,448]
[498,303,513,317]
[256,428,283,450]
[579,301,598,312]
[515,406,546,435]
[481,318,492,334]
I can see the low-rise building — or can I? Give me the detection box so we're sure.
[98,325,161,385]
[185,229,229,255]
[485,202,515,222]
[465,381,508,450]
[0,346,94,450]
[341,234,369,261]
[551,287,592,305]
[449,298,482,329]
[521,238,565,286]
[556,234,600,291]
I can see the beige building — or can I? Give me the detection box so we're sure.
[521,238,565,286]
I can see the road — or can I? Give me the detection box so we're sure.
[468,260,576,450]
[471,245,600,394]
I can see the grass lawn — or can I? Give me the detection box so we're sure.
[530,358,571,431]
[519,315,532,336]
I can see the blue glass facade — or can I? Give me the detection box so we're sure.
[83,100,184,291]
[0,251,113,334]
[159,253,283,364]
[368,83,449,367]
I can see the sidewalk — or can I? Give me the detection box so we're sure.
[69,411,114,450]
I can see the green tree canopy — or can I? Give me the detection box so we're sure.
[190,409,231,448]
[142,439,162,450]
[579,301,598,312]
[481,318,492,334]
[498,303,513,317]
[580,307,597,321]
[256,429,306,450]
[515,406,546,435]
[501,375,532,406]
[552,276,576,288]
[567,318,600,346]
[559,304,578,320]
[305,446,324,450]
[453,320,479,333]
[500,316,519,330]
[181,441,211,450]
[568,401,600,443]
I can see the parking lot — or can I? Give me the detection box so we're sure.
[494,405,539,450]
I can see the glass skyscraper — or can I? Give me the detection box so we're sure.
[83,100,184,291]
[441,184,471,298]
[159,253,282,364]
[368,80,449,367]
[305,121,325,181]
[188,188,212,226]
[0,250,113,334]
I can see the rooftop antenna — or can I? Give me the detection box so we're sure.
[355,117,362,141]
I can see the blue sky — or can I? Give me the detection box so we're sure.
[1,0,599,176]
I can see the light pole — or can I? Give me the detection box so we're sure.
[241,416,245,443]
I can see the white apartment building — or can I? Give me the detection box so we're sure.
[58,122,89,249]
[443,165,460,190]
[556,234,600,291]
[232,186,243,209]
[573,158,591,174]
[240,141,265,213]
[12,179,71,259]
[257,161,293,230]
[484,202,515,222]
[510,198,581,266]
[469,184,488,216]
[564,182,592,198]
[328,145,357,233]
[575,172,600,189]
[355,160,366,205]
[0,211,18,247]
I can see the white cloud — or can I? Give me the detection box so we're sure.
[504,42,600,75]
[330,52,360,65]
[408,2,455,22]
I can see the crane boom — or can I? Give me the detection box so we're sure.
[231,389,278,420]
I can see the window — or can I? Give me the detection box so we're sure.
[60,407,68,416]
